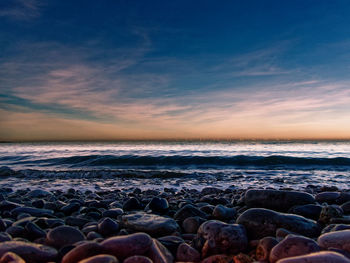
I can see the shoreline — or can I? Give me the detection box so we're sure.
[1,166,350,194]
[0,185,349,262]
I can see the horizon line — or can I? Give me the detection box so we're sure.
[2,138,350,143]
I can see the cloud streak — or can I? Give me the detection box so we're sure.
[1,36,350,140]
[0,0,41,20]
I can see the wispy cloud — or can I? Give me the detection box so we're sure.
[1,38,350,140]
[0,0,41,20]
[208,43,293,77]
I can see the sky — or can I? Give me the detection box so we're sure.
[1,0,350,141]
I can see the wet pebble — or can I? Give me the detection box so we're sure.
[47,225,85,248]
[269,234,320,263]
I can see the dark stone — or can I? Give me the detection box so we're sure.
[102,208,123,219]
[25,222,46,240]
[182,216,206,234]
[341,201,350,214]
[6,226,25,238]
[245,189,315,212]
[0,201,21,212]
[0,241,57,263]
[0,232,12,242]
[269,234,320,263]
[316,192,341,204]
[61,203,80,215]
[322,224,350,234]
[197,220,248,257]
[174,204,207,222]
[98,217,120,237]
[123,197,142,211]
[122,212,179,236]
[158,235,184,256]
[11,207,53,217]
[237,208,321,239]
[27,190,53,198]
[46,225,85,248]
[32,200,45,209]
[65,216,91,228]
[146,197,169,213]
[288,204,322,220]
[212,204,236,221]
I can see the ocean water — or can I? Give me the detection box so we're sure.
[0,141,349,191]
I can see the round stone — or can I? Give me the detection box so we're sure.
[269,234,320,263]
[0,241,57,263]
[47,225,85,248]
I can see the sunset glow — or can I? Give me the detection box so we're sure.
[1,1,350,140]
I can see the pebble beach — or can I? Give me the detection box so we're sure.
[0,142,349,262]
[0,184,349,262]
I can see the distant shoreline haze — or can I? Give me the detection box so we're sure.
[1,138,350,143]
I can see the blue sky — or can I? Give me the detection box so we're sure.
[1,0,350,140]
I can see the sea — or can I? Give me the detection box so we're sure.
[0,141,349,191]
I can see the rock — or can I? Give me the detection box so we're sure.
[6,226,25,238]
[319,204,344,224]
[233,253,253,263]
[102,209,123,219]
[288,204,322,220]
[0,241,57,263]
[0,220,6,232]
[27,189,52,198]
[157,235,184,256]
[338,193,350,205]
[122,212,179,236]
[124,255,153,263]
[0,233,11,242]
[147,197,169,213]
[25,222,46,240]
[176,242,200,262]
[62,241,104,263]
[316,192,340,204]
[244,189,315,211]
[65,216,91,227]
[78,254,119,263]
[256,237,278,261]
[237,208,321,239]
[98,217,119,237]
[101,233,152,260]
[318,229,350,252]
[212,205,236,221]
[0,200,22,212]
[200,254,234,263]
[0,201,21,212]
[123,197,142,211]
[197,220,248,257]
[47,225,85,248]
[201,187,222,195]
[147,239,173,263]
[322,224,350,234]
[174,204,207,222]
[182,216,206,234]
[12,217,35,228]
[32,199,45,208]
[269,234,320,263]
[11,207,53,217]
[87,231,102,240]
[0,252,25,263]
[341,201,350,214]
[200,204,215,215]
[61,203,81,215]
[328,248,350,260]
[276,251,350,263]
